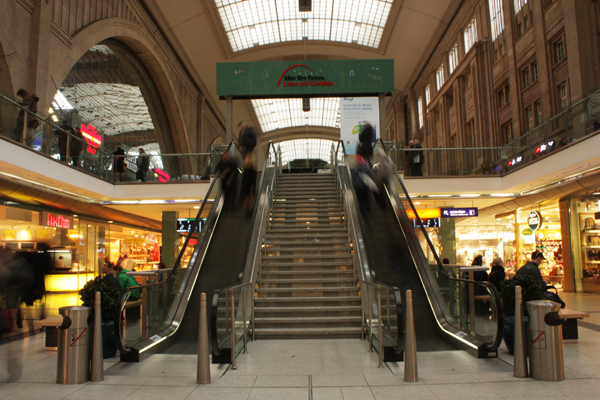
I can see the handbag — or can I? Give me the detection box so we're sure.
[544,285,566,308]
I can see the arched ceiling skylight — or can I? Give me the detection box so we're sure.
[252,98,340,132]
[276,138,337,164]
[216,0,394,52]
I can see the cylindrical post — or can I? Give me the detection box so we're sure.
[377,288,383,368]
[368,286,373,352]
[197,293,211,384]
[230,291,237,370]
[404,290,418,382]
[242,290,248,354]
[514,286,528,378]
[91,292,104,382]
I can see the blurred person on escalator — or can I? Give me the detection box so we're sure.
[487,257,506,292]
[351,123,380,224]
[216,150,239,212]
[239,126,257,217]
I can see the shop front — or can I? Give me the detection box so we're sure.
[0,204,162,310]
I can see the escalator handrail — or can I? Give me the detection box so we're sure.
[333,140,404,356]
[374,139,503,352]
[210,141,278,358]
[114,141,242,355]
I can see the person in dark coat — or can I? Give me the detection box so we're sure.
[102,259,121,290]
[487,257,506,292]
[412,140,424,176]
[136,148,150,182]
[56,120,74,162]
[516,250,547,288]
[471,255,489,314]
[12,89,39,143]
[216,151,239,211]
[69,126,83,168]
[239,126,257,216]
[112,145,126,182]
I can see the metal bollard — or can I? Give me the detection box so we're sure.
[514,286,528,378]
[57,306,91,384]
[526,300,564,381]
[404,290,418,382]
[91,292,104,382]
[197,292,211,384]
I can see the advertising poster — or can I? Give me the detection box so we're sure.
[339,97,379,154]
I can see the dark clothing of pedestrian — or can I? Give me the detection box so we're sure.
[12,91,39,142]
[487,265,506,292]
[516,261,547,288]
[136,152,150,182]
[239,126,257,155]
[112,147,126,181]
[240,155,256,216]
[216,154,239,211]
[412,143,423,176]
[105,273,121,290]
[57,124,74,162]
[69,129,83,167]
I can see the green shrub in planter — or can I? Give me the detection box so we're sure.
[499,274,544,317]
[79,276,120,322]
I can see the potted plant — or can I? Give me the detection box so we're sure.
[79,276,121,358]
[499,274,544,355]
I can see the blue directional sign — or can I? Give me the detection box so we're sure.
[441,208,478,217]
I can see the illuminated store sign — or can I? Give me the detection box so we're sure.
[507,156,523,167]
[41,211,73,229]
[406,208,441,219]
[528,211,542,231]
[81,124,102,155]
[155,168,171,182]
[441,208,478,217]
[535,141,554,155]
[177,218,204,233]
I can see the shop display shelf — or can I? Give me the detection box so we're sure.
[583,245,600,249]
[584,260,600,264]
[583,230,600,234]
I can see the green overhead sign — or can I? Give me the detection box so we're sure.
[216,59,394,99]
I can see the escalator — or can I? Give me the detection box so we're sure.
[114,143,259,361]
[339,140,503,359]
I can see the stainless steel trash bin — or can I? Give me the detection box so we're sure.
[526,300,564,381]
[57,306,91,384]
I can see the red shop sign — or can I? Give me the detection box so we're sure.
[81,124,102,155]
[41,211,74,229]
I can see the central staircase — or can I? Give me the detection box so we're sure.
[254,173,363,339]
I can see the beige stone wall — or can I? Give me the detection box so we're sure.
[395,0,600,154]
[0,0,218,155]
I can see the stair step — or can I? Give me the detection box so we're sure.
[257,287,359,294]
[260,270,353,276]
[254,305,360,313]
[271,211,343,216]
[266,240,348,246]
[268,227,347,232]
[273,203,341,209]
[260,260,353,268]
[260,278,354,284]
[262,254,352,261]
[265,246,348,253]
[255,296,360,303]
[254,316,362,324]
[253,327,362,338]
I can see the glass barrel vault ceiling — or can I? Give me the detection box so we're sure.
[216,0,394,52]
[252,98,340,132]
[276,138,337,165]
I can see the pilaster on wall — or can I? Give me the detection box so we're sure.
[1,0,211,156]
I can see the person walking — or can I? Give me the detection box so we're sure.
[56,120,74,162]
[136,148,150,182]
[12,89,39,143]
[69,126,83,168]
[112,145,126,182]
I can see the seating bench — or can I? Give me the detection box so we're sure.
[559,309,590,340]
[33,316,64,350]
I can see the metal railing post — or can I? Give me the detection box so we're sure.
[91,292,104,382]
[377,287,383,368]
[242,290,248,354]
[230,290,237,370]
[514,286,528,378]
[368,285,373,352]
[197,292,211,384]
[404,290,418,382]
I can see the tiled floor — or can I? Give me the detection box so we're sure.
[1,291,599,399]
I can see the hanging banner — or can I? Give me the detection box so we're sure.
[339,97,379,155]
[217,59,394,99]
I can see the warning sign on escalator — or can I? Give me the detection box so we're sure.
[529,330,546,349]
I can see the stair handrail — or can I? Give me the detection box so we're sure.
[373,139,503,355]
[113,141,242,356]
[210,141,279,363]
